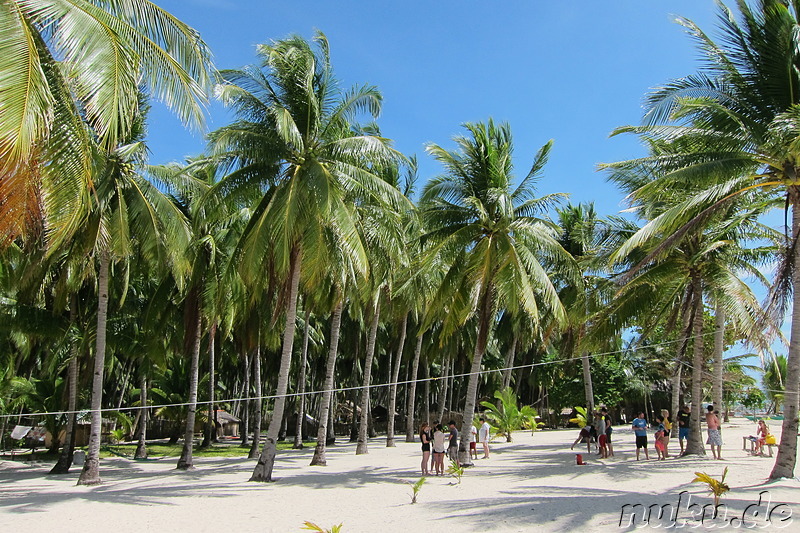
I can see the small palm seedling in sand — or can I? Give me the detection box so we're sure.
[408,477,426,503]
[446,459,465,484]
[302,521,343,533]
[692,467,730,507]
[109,428,127,444]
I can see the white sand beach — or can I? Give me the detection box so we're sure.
[1,418,797,533]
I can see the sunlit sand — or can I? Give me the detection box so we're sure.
[1,418,796,532]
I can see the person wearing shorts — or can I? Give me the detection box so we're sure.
[598,432,609,458]
[479,417,491,458]
[601,407,614,457]
[705,405,723,460]
[447,420,459,466]
[677,405,691,454]
[419,423,431,475]
[571,425,593,454]
[432,424,446,475]
[469,423,478,460]
[632,412,649,460]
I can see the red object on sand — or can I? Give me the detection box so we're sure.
[576,453,584,465]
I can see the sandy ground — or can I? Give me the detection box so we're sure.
[1,417,797,532]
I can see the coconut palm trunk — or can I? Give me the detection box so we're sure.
[670,362,681,430]
[51,304,79,474]
[248,343,262,458]
[294,308,311,449]
[311,300,344,466]
[671,303,692,423]
[684,272,706,456]
[581,349,594,415]
[386,313,408,447]
[712,299,725,413]
[405,333,424,442]
[459,285,492,466]
[770,187,800,479]
[356,298,381,455]
[251,246,302,482]
[501,333,518,390]
[240,348,251,446]
[203,323,217,447]
[134,373,148,459]
[177,289,203,470]
[438,355,450,424]
[78,252,110,486]
[424,360,431,424]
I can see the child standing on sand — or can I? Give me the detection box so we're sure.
[601,407,614,457]
[654,416,667,460]
[595,412,608,458]
[632,412,650,460]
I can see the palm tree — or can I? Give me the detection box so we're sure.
[604,0,800,478]
[149,160,236,470]
[605,156,777,456]
[76,113,190,485]
[0,0,214,246]
[420,119,574,465]
[353,158,406,456]
[556,202,615,415]
[479,386,538,442]
[209,31,404,482]
[763,354,787,414]
[309,293,345,466]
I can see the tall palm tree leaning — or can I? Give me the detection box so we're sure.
[603,0,800,478]
[209,31,405,482]
[420,120,574,466]
[0,0,215,247]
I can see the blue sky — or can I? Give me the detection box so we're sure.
[146,1,785,375]
[149,0,719,214]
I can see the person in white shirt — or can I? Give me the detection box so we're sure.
[432,424,447,475]
[479,417,491,458]
[469,423,478,460]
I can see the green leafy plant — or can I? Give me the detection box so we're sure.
[446,459,465,484]
[408,477,426,503]
[107,411,134,444]
[569,406,589,428]
[109,428,126,444]
[740,388,766,418]
[480,387,539,442]
[692,467,730,507]
[302,521,343,533]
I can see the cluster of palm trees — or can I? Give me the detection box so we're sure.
[0,0,798,484]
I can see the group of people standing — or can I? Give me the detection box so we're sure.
[632,404,723,460]
[419,418,491,476]
[632,409,673,460]
[571,403,727,461]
